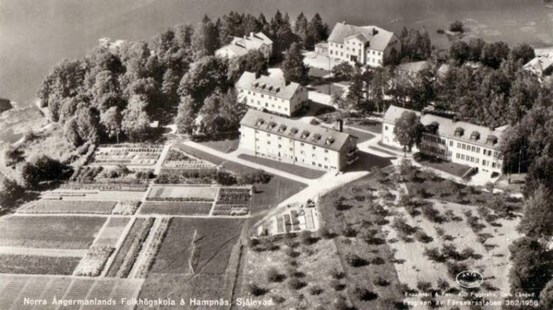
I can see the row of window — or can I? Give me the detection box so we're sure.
[254,132,331,153]
[242,90,287,103]
[454,141,496,157]
[254,149,331,165]
[249,98,290,112]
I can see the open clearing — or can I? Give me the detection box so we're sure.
[0,216,106,249]
[139,202,213,215]
[0,274,142,310]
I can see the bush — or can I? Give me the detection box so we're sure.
[370,256,385,265]
[288,278,306,290]
[421,204,445,223]
[330,268,345,279]
[374,277,390,286]
[353,287,378,301]
[345,253,368,267]
[417,281,432,292]
[342,225,358,237]
[248,283,267,296]
[333,296,349,310]
[271,294,285,304]
[415,230,433,243]
[330,279,346,291]
[449,20,464,32]
[309,285,324,295]
[267,267,285,282]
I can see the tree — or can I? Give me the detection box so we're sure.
[122,95,151,141]
[346,72,364,111]
[227,50,268,83]
[449,40,470,64]
[332,62,355,80]
[293,12,309,47]
[4,147,24,168]
[100,107,122,143]
[178,56,230,110]
[394,111,423,155]
[467,37,485,62]
[281,43,309,85]
[509,237,552,297]
[17,162,40,189]
[191,15,220,59]
[449,21,464,33]
[307,13,329,48]
[176,96,197,135]
[518,185,553,239]
[0,177,24,208]
[399,27,432,61]
[331,90,347,110]
[540,279,553,310]
[509,43,535,65]
[481,41,510,69]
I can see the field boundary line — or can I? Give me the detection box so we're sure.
[79,280,99,310]
[208,188,221,216]
[101,216,137,277]
[128,218,161,279]
[55,278,76,310]
[37,277,55,302]
[188,229,198,274]
[8,276,30,310]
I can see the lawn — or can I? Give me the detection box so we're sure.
[0,254,81,275]
[18,200,117,214]
[345,150,393,173]
[150,218,244,275]
[94,217,130,247]
[237,154,326,179]
[139,202,213,215]
[174,143,225,165]
[148,185,218,201]
[318,174,404,309]
[198,138,239,154]
[0,216,106,249]
[414,152,472,177]
[341,127,375,143]
[347,118,383,134]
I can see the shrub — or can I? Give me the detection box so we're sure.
[415,230,433,243]
[288,278,306,290]
[271,294,285,304]
[320,227,336,239]
[333,296,349,310]
[417,281,432,292]
[330,279,346,291]
[345,253,368,267]
[248,283,267,296]
[342,225,358,237]
[309,285,324,295]
[421,204,445,223]
[370,256,385,265]
[424,247,446,263]
[446,261,467,279]
[300,231,316,245]
[437,278,450,291]
[449,20,464,32]
[267,267,284,282]
[353,287,378,301]
[330,268,345,279]
[374,277,391,286]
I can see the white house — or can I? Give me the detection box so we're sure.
[236,70,308,117]
[327,22,401,67]
[523,52,553,81]
[215,32,273,60]
[382,105,506,176]
[239,109,358,171]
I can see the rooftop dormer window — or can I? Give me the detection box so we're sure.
[454,127,464,137]
[470,131,480,141]
[290,127,299,134]
[268,121,277,128]
[325,137,335,145]
[301,130,310,139]
[278,125,287,132]
[312,133,322,141]
[255,118,264,126]
[486,135,498,145]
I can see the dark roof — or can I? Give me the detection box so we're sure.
[240,109,355,152]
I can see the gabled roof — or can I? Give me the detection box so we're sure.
[328,22,396,51]
[523,53,553,75]
[383,105,508,149]
[236,69,302,100]
[216,31,272,57]
[397,61,430,74]
[240,109,355,152]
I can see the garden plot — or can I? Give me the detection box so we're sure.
[0,254,81,275]
[162,148,217,170]
[147,185,218,202]
[129,218,171,279]
[18,200,116,214]
[93,217,130,247]
[140,202,213,216]
[274,207,318,234]
[382,194,520,305]
[0,275,143,310]
[59,183,149,192]
[0,216,106,249]
[91,146,163,166]
[212,187,252,216]
[45,189,146,201]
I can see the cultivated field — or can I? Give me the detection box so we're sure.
[0,255,80,275]
[139,202,213,215]
[0,216,106,249]
[0,275,142,310]
[93,217,131,247]
[91,146,163,166]
[18,200,116,214]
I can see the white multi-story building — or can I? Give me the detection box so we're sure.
[236,70,308,117]
[382,105,507,176]
[327,22,401,67]
[239,109,359,172]
[215,32,273,60]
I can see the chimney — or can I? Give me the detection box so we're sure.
[285,80,291,86]
[255,71,261,79]
[250,32,254,38]
[335,119,343,132]
[372,28,378,35]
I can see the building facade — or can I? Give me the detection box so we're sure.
[382,105,506,176]
[236,70,308,117]
[215,32,273,60]
[327,22,401,67]
[239,109,358,171]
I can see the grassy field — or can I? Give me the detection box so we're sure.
[140,202,213,215]
[150,218,244,275]
[18,200,117,214]
[0,216,106,249]
[106,218,153,278]
[148,185,218,200]
[237,154,326,179]
[0,254,81,275]
[0,275,142,310]
[318,174,405,309]
[174,143,225,165]
[199,138,239,154]
[94,217,130,247]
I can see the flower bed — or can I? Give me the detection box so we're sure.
[0,254,81,275]
[74,246,114,276]
[112,201,141,215]
[18,200,116,214]
[140,202,213,215]
[217,188,252,204]
[59,182,148,192]
[134,218,171,278]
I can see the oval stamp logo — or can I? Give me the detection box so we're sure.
[456,271,483,288]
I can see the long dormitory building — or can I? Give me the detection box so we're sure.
[239,109,359,172]
[382,105,506,176]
